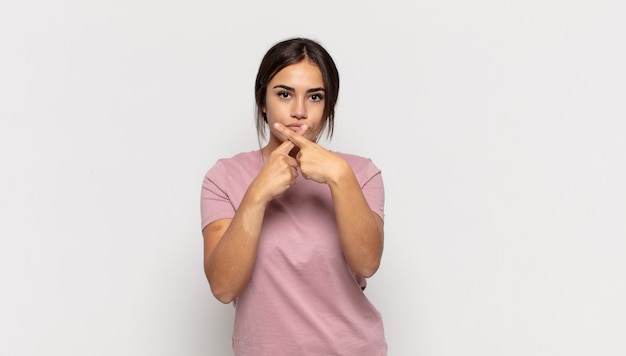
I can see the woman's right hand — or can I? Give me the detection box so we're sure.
[249,131,303,203]
[204,128,304,303]
[260,140,297,199]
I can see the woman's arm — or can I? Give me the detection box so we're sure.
[203,139,299,303]
[273,123,384,278]
[327,164,384,278]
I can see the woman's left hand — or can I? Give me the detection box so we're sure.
[273,123,349,185]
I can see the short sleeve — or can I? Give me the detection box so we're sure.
[200,160,236,230]
[360,162,385,221]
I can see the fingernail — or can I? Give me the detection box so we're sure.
[273,123,280,128]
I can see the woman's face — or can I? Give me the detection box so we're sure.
[263,60,326,149]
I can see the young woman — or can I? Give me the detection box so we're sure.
[201,37,387,355]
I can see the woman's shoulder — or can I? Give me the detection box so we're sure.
[334,151,381,175]
[213,150,262,166]
[224,150,262,162]
[205,150,263,175]
[334,151,375,165]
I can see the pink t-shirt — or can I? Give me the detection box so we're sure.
[201,150,387,355]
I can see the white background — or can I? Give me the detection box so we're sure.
[1,1,625,355]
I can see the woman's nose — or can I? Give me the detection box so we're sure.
[291,99,307,119]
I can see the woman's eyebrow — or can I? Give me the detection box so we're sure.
[273,84,294,91]
[272,84,326,93]
[306,87,326,93]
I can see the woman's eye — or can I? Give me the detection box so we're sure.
[278,91,291,99]
[310,93,324,101]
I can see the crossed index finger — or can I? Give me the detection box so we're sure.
[273,123,310,148]
[274,138,295,156]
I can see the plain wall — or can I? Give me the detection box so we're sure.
[1,1,624,355]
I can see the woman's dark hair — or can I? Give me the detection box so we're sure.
[254,37,340,141]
